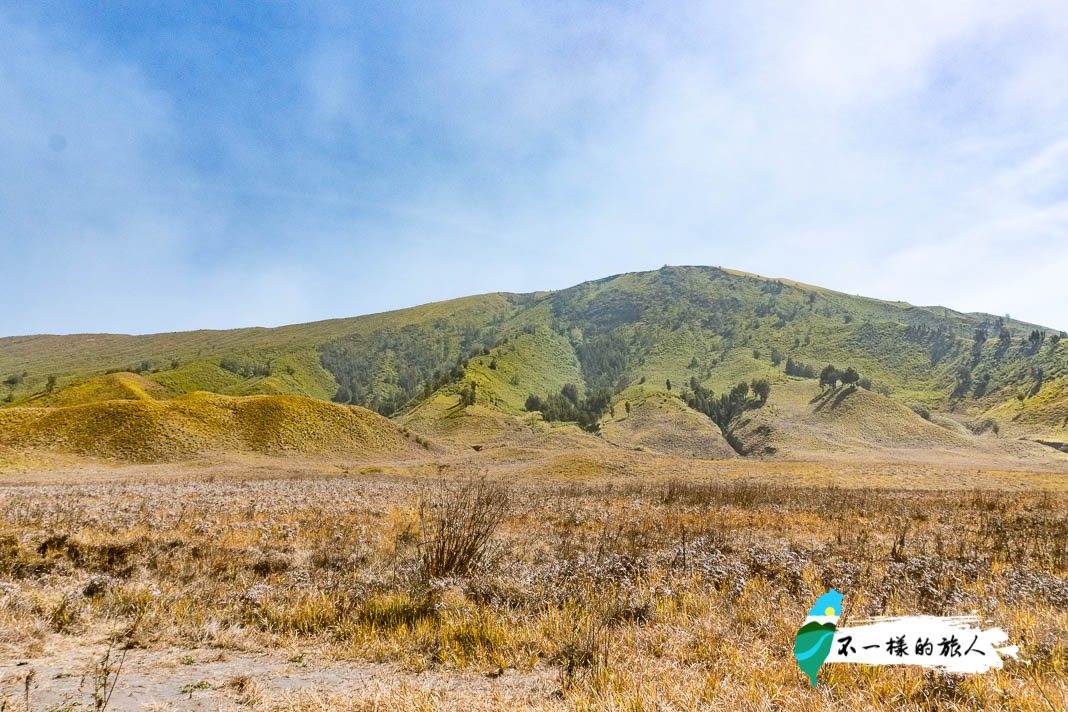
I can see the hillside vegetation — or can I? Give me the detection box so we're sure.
[0,392,434,462]
[3,266,1065,447]
[13,371,168,408]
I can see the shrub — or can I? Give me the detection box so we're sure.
[219,358,243,375]
[418,478,509,579]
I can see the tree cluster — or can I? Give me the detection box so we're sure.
[575,332,631,392]
[683,379,771,454]
[458,382,477,406]
[220,357,273,379]
[784,357,817,378]
[524,383,613,433]
[818,364,862,390]
[319,323,495,415]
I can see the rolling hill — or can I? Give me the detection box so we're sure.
[0,392,436,463]
[2,266,1065,462]
[12,371,169,408]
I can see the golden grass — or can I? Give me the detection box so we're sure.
[0,457,1065,710]
[0,392,436,462]
[13,372,169,408]
[599,392,737,459]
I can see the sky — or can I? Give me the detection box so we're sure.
[2,1,1067,336]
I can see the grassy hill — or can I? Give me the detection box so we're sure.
[598,391,738,459]
[0,392,435,463]
[14,371,168,408]
[2,266,1065,450]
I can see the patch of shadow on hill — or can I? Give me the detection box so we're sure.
[810,385,857,412]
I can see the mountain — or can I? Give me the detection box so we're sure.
[2,266,1066,459]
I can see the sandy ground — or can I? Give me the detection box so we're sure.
[2,638,561,711]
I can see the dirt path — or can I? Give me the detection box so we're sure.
[1,645,562,711]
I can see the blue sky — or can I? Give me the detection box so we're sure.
[2,1,1067,336]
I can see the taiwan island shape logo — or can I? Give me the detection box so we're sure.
[793,588,842,687]
[794,588,1020,686]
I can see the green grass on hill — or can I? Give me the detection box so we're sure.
[14,372,168,408]
[2,266,1064,438]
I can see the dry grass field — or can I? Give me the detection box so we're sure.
[1,451,1066,711]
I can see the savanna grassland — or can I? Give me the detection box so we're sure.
[2,266,1067,710]
[1,453,1066,711]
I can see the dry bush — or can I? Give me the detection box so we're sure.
[417,477,509,580]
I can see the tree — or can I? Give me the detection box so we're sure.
[666,379,672,391]
[999,326,1011,342]
[576,409,601,434]
[751,378,771,405]
[688,356,699,368]
[1029,330,1044,351]
[489,358,498,370]
[973,327,988,344]
[624,401,631,414]
[561,383,580,405]
[459,383,477,406]
[45,375,57,393]
[840,367,860,388]
[333,385,351,403]
[770,348,783,366]
[524,394,544,412]
[819,364,838,390]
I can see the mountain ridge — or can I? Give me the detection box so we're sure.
[3,266,1065,451]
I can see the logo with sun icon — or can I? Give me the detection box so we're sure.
[793,589,843,686]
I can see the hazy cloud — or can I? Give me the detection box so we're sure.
[1,1,1066,335]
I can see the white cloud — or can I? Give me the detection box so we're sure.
[2,1,1067,334]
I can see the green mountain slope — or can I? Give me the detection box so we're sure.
[2,266,1065,445]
